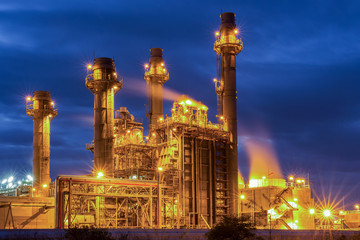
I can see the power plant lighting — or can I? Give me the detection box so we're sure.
[234,29,238,34]
[97,171,104,178]
[339,210,344,215]
[42,184,48,188]
[17,181,21,185]
[144,64,149,68]
[309,209,315,214]
[215,31,220,36]
[2,179,7,184]
[87,64,92,69]
[355,205,359,209]
[294,198,298,202]
[8,176,14,182]
[185,100,192,105]
[26,96,31,101]
[27,175,33,181]
[32,188,36,191]
[158,167,163,171]
[289,176,294,181]
[324,210,331,217]
[240,194,245,200]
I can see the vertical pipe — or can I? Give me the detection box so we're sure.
[86,57,122,176]
[27,91,57,196]
[144,48,169,129]
[214,12,243,215]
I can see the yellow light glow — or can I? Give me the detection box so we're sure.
[159,117,163,121]
[145,136,149,140]
[49,114,52,118]
[289,176,294,181]
[158,167,163,171]
[87,64,92,69]
[355,205,359,209]
[185,100,192,105]
[97,171,104,178]
[215,31,220,36]
[294,198,298,202]
[234,29,238,34]
[220,116,224,120]
[262,176,266,179]
[42,184,48,188]
[26,96,31,101]
[114,86,118,89]
[240,194,245,200]
[323,210,331,217]
[32,188,36,191]
[144,64,149,68]
[152,133,156,136]
[296,179,302,184]
[213,78,217,82]
[162,68,166,72]
[340,210,344,215]
[113,134,117,137]
[309,208,315,214]
[127,130,131,133]
[161,63,164,66]
[113,72,117,76]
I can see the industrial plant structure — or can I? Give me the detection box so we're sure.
[0,12,359,231]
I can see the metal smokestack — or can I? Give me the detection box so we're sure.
[86,57,123,176]
[144,48,169,129]
[26,91,57,196]
[214,12,243,215]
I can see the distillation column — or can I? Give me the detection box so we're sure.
[214,12,243,215]
[86,58,123,176]
[26,91,57,195]
[144,48,169,129]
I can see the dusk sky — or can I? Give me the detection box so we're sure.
[0,1,359,207]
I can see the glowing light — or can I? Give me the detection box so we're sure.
[1,179,7,184]
[162,68,166,72]
[127,130,131,133]
[144,64,149,68]
[159,117,163,121]
[173,128,176,131]
[220,116,224,120]
[26,96,31,101]
[240,194,245,200]
[42,184,48,188]
[294,198,298,202]
[113,72,117,76]
[309,209,315,214]
[213,78,217,83]
[51,101,54,105]
[132,175,137,180]
[339,210,344,215]
[234,29,238,34]
[185,100,192,105]
[114,86,118,89]
[97,171,104,178]
[49,114,52,118]
[161,63,164,66]
[215,31,220,36]
[355,205,359,210]
[152,133,156,136]
[8,176,13,182]
[27,175,33,181]
[262,176,266,179]
[158,167,163,172]
[289,176,294,181]
[17,181,21,185]
[145,136,149,140]
[87,64,92,69]
[296,179,302,184]
[323,210,331,217]
[288,222,298,230]
[32,188,36,191]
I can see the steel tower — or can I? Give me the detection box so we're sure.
[26,91,57,195]
[144,48,169,129]
[86,58,123,176]
[214,12,243,215]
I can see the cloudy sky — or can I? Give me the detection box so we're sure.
[0,0,359,207]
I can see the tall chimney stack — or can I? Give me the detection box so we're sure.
[86,57,123,177]
[144,48,169,129]
[214,12,243,215]
[26,91,57,196]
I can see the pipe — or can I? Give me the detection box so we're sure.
[214,12,243,215]
[26,91,57,197]
[86,57,123,177]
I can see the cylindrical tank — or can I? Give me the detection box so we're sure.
[144,48,169,129]
[86,57,123,177]
[26,91,57,196]
[214,12,243,215]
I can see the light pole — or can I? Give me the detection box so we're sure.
[157,167,163,228]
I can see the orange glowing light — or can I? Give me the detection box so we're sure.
[215,31,220,36]
[97,171,104,178]
[355,205,359,210]
[161,63,164,66]
[32,188,36,191]
[289,176,294,181]
[244,137,283,180]
[159,117,163,121]
[158,167,163,171]
[234,29,239,34]
[51,101,54,105]
[213,78,217,83]
[42,184,48,188]
[114,86,118,89]
[49,114,52,118]
[144,64,149,68]
[127,130,131,133]
[87,64,92,69]
[26,96,31,101]
[309,209,315,214]
[240,194,245,200]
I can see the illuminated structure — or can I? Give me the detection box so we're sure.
[86,58,123,176]
[26,91,57,196]
[214,12,243,215]
[239,177,315,230]
[144,48,169,129]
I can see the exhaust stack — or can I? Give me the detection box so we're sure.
[144,48,169,129]
[214,12,243,214]
[86,57,123,176]
[26,91,57,196]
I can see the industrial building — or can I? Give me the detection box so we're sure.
[0,12,359,231]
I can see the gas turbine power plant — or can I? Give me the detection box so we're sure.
[0,12,359,232]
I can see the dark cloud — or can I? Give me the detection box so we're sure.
[0,0,359,205]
